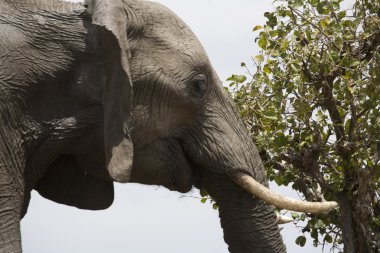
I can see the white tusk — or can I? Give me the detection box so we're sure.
[276,214,293,224]
[230,172,338,213]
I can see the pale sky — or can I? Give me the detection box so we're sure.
[21,1,322,252]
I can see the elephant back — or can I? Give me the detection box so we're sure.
[0,0,88,87]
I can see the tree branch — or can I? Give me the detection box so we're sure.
[289,6,340,51]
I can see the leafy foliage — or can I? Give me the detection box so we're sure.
[200,189,219,210]
[230,0,380,252]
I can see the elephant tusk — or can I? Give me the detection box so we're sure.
[276,214,293,224]
[230,172,338,213]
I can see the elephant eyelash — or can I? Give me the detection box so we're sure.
[192,80,207,95]
[189,74,208,99]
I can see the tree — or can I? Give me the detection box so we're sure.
[229,0,380,252]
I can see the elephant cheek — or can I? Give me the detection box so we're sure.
[130,139,193,193]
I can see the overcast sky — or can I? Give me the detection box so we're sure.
[21,1,322,252]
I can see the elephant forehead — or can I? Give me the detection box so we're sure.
[142,1,207,61]
[156,20,204,58]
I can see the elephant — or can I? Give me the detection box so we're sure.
[0,0,338,252]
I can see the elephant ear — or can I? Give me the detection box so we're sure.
[86,0,133,182]
[35,155,114,210]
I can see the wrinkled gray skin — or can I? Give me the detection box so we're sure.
[0,0,286,252]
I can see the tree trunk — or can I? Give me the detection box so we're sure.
[337,192,356,253]
[337,172,378,253]
[202,172,286,253]
[353,169,378,253]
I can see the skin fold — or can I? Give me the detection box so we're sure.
[0,0,286,252]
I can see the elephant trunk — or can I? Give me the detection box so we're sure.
[201,92,337,214]
[0,163,23,253]
[202,172,286,253]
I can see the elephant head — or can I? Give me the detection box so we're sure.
[89,0,336,252]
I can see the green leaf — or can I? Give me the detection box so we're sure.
[201,198,207,203]
[373,217,380,226]
[269,30,279,38]
[281,40,290,50]
[290,63,299,72]
[291,212,300,219]
[334,36,343,47]
[258,35,268,49]
[270,50,280,57]
[324,234,333,243]
[236,75,247,83]
[342,20,354,27]
[200,189,208,197]
[264,12,278,28]
[296,236,307,247]
[263,65,272,74]
[310,228,319,241]
[314,219,325,229]
[253,25,263,31]
[212,203,219,210]
[226,75,236,81]
[338,11,347,19]
[309,0,319,6]
[255,55,265,63]
[293,0,303,8]
[275,133,287,148]
[317,1,330,15]
[262,110,278,120]
[274,176,285,186]
[320,17,331,29]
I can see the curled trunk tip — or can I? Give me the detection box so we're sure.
[230,172,338,213]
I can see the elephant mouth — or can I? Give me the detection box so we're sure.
[132,136,338,214]
[165,139,205,192]
[130,137,212,193]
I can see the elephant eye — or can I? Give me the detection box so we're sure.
[191,76,208,98]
